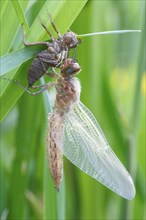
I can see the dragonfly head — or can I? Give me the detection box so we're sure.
[60,58,81,78]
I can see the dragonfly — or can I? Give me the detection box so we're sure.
[13,57,135,200]
[3,18,139,199]
[47,58,135,200]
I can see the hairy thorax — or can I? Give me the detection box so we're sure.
[55,77,81,114]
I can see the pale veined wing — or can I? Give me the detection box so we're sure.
[63,101,135,200]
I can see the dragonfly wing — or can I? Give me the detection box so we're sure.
[63,101,135,200]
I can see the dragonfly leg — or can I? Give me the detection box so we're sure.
[64,48,68,61]
[31,82,56,89]
[72,48,76,60]
[39,17,54,40]
[48,13,62,38]
[39,58,59,79]
[3,77,56,96]
[28,82,56,96]
[22,25,49,46]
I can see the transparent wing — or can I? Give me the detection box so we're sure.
[63,102,135,200]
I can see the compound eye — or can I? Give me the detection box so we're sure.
[68,62,80,75]
[61,60,80,77]
[66,67,76,75]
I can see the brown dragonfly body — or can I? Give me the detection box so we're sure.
[23,15,80,88]
[47,58,81,190]
[7,20,137,198]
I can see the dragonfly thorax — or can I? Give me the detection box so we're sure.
[47,40,62,54]
[55,77,81,113]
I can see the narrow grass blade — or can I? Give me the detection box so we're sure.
[126,7,145,219]
[11,0,29,32]
[0,61,31,122]
[25,191,43,218]
[42,85,58,219]
[8,93,44,219]
[77,30,141,38]
[0,1,28,55]
[56,177,65,220]
[0,46,44,76]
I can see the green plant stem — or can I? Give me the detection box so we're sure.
[11,0,29,32]
[56,177,65,220]
[126,7,145,220]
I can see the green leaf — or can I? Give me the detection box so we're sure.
[11,0,29,32]
[8,92,45,219]
[0,1,28,56]
[0,61,31,122]
[0,46,44,76]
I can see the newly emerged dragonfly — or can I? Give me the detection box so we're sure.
[12,57,135,200]
[47,59,135,200]
[23,14,81,87]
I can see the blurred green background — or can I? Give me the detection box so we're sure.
[0,1,145,220]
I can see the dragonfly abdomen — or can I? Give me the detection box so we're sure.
[28,48,62,88]
[28,57,50,87]
[47,111,64,191]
